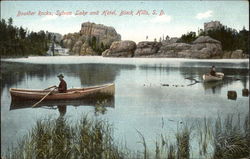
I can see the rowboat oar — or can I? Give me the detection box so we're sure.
[44,85,57,90]
[32,87,57,108]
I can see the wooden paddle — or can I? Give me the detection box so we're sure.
[32,87,57,108]
[44,85,57,90]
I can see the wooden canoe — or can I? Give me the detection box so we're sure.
[202,72,224,82]
[10,83,115,101]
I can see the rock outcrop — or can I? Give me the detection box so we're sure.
[62,22,121,55]
[80,22,120,44]
[80,42,95,55]
[134,41,161,57]
[157,43,192,58]
[191,36,222,58]
[156,36,223,59]
[101,35,247,59]
[222,51,232,59]
[102,40,136,57]
[231,49,244,59]
[222,49,248,59]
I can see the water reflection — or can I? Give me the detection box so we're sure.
[10,93,115,114]
[1,62,135,94]
[58,105,67,117]
[180,60,249,69]
[202,81,224,94]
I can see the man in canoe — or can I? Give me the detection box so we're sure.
[57,73,67,93]
[210,65,216,76]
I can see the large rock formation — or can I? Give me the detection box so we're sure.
[134,41,161,57]
[191,36,222,58]
[156,36,223,58]
[62,22,121,55]
[101,35,247,59]
[102,36,223,59]
[102,40,136,57]
[80,22,120,43]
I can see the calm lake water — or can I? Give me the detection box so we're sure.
[1,56,249,157]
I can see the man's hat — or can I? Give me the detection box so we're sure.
[57,73,64,78]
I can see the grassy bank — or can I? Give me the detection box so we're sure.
[4,113,250,159]
[4,115,129,159]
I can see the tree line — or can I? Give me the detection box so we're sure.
[0,18,52,57]
[178,26,249,54]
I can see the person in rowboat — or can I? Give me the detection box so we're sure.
[57,73,67,93]
[210,65,216,76]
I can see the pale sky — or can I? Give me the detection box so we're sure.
[1,1,249,42]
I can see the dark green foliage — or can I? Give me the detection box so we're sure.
[177,31,197,44]
[177,25,249,54]
[0,18,51,57]
[199,26,249,53]
[91,36,97,50]
[88,36,110,55]
[237,27,249,54]
[19,27,26,39]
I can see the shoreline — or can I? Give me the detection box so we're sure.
[1,56,249,69]
[1,55,249,60]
